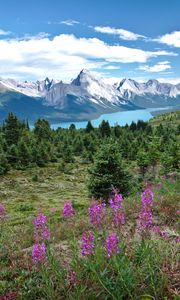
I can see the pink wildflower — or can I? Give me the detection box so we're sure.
[88,201,106,226]
[81,231,95,257]
[32,242,47,264]
[0,203,6,220]
[62,202,75,218]
[106,233,120,258]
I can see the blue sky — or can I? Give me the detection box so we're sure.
[0,0,180,83]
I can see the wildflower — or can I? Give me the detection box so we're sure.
[32,242,47,264]
[0,203,6,220]
[176,236,180,243]
[106,233,120,258]
[81,231,95,257]
[33,213,50,242]
[33,213,47,227]
[68,270,77,287]
[141,187,154,208]
[138,187,154,232]
[113,210,125,227]
[138,208,153,230]
[62,202,75,218]
[88,201,106,226]
[109,191,123,210]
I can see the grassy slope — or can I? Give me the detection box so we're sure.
[150,110,180,126]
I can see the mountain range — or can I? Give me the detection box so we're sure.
[0,69,180,123]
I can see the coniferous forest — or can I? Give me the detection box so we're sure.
[0,112,179,299]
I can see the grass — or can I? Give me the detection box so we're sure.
[0,161,179,299]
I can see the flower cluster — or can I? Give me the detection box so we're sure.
[152,226,168,238]
[109,190,123,210]
[68,270,77,287]
[0,203,6,220]
[106,233,120,258]
[113,210,125,227]
[81,231,95,257]
[138,187,154,231]
[88,201,106,226]
[32,242,47,264]
[109,190,125,227]
[62,202,75,218]
[33,213,50,242]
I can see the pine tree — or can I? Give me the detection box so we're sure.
[86,121,94,133]
[0,152,9,175]
[88,143,131,200]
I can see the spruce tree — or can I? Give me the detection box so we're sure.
[88,143,131,200]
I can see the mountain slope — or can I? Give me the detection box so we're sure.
[0,70,180,123]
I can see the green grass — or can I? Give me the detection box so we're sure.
[0,162,179,299]
[150,110,180,127]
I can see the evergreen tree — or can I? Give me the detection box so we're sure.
[0,152,9,175]
[99,120,111,137]
[3,113,21,146]
[86,121,94,133]
[88,143,131,200]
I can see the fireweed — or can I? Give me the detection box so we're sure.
[33,213,50,242]
[109,191,125,227]
[62,202,75,218]
[81,231,95,257]
[106,233,120,258]
[32,242,47,264]
[0,203,6,220]
[138,187,154,231]
[88,201,106,227]
[109,190,123,210]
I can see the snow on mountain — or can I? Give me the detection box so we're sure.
[44,69,126,109]
[118,78,180,99]
[0,71,180,110]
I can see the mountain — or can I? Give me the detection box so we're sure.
[117,78,180,107]
[0,70,180,123]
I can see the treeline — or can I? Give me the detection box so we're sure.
[0,113,179,180]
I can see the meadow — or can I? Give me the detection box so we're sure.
[0,160,179,300]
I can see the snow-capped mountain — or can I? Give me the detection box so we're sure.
[0,70,180,122]
[44,69,129,110]
[117,78,180,100]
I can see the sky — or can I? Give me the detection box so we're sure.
[0,0,180,83]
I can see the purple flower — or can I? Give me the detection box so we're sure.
[109,192,123,210]
[0,203,6,220]
[33,213,50,242]
[113,210,125,227]
[88,201,106,226]
[62,202,75,218]
[32,242,47,264]
[138,208,153,231]
[106,233,120,258]
[33,213,47,227]
[141,188,154,208]
[81,231,95,257]
[68,271,77,287]
[176,236,180,243]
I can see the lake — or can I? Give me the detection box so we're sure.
[51,107,172,129]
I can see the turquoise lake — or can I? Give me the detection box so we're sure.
[51,107,171,129]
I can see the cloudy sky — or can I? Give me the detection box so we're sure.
[0,0,180,83]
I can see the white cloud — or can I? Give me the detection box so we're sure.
[0,34,177,80]
[138,61,171,73]
[157,77,180,84]
[60,19,80,26]
[156,31,180,47]
[94,26,146,40]
[0,29,11,36]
